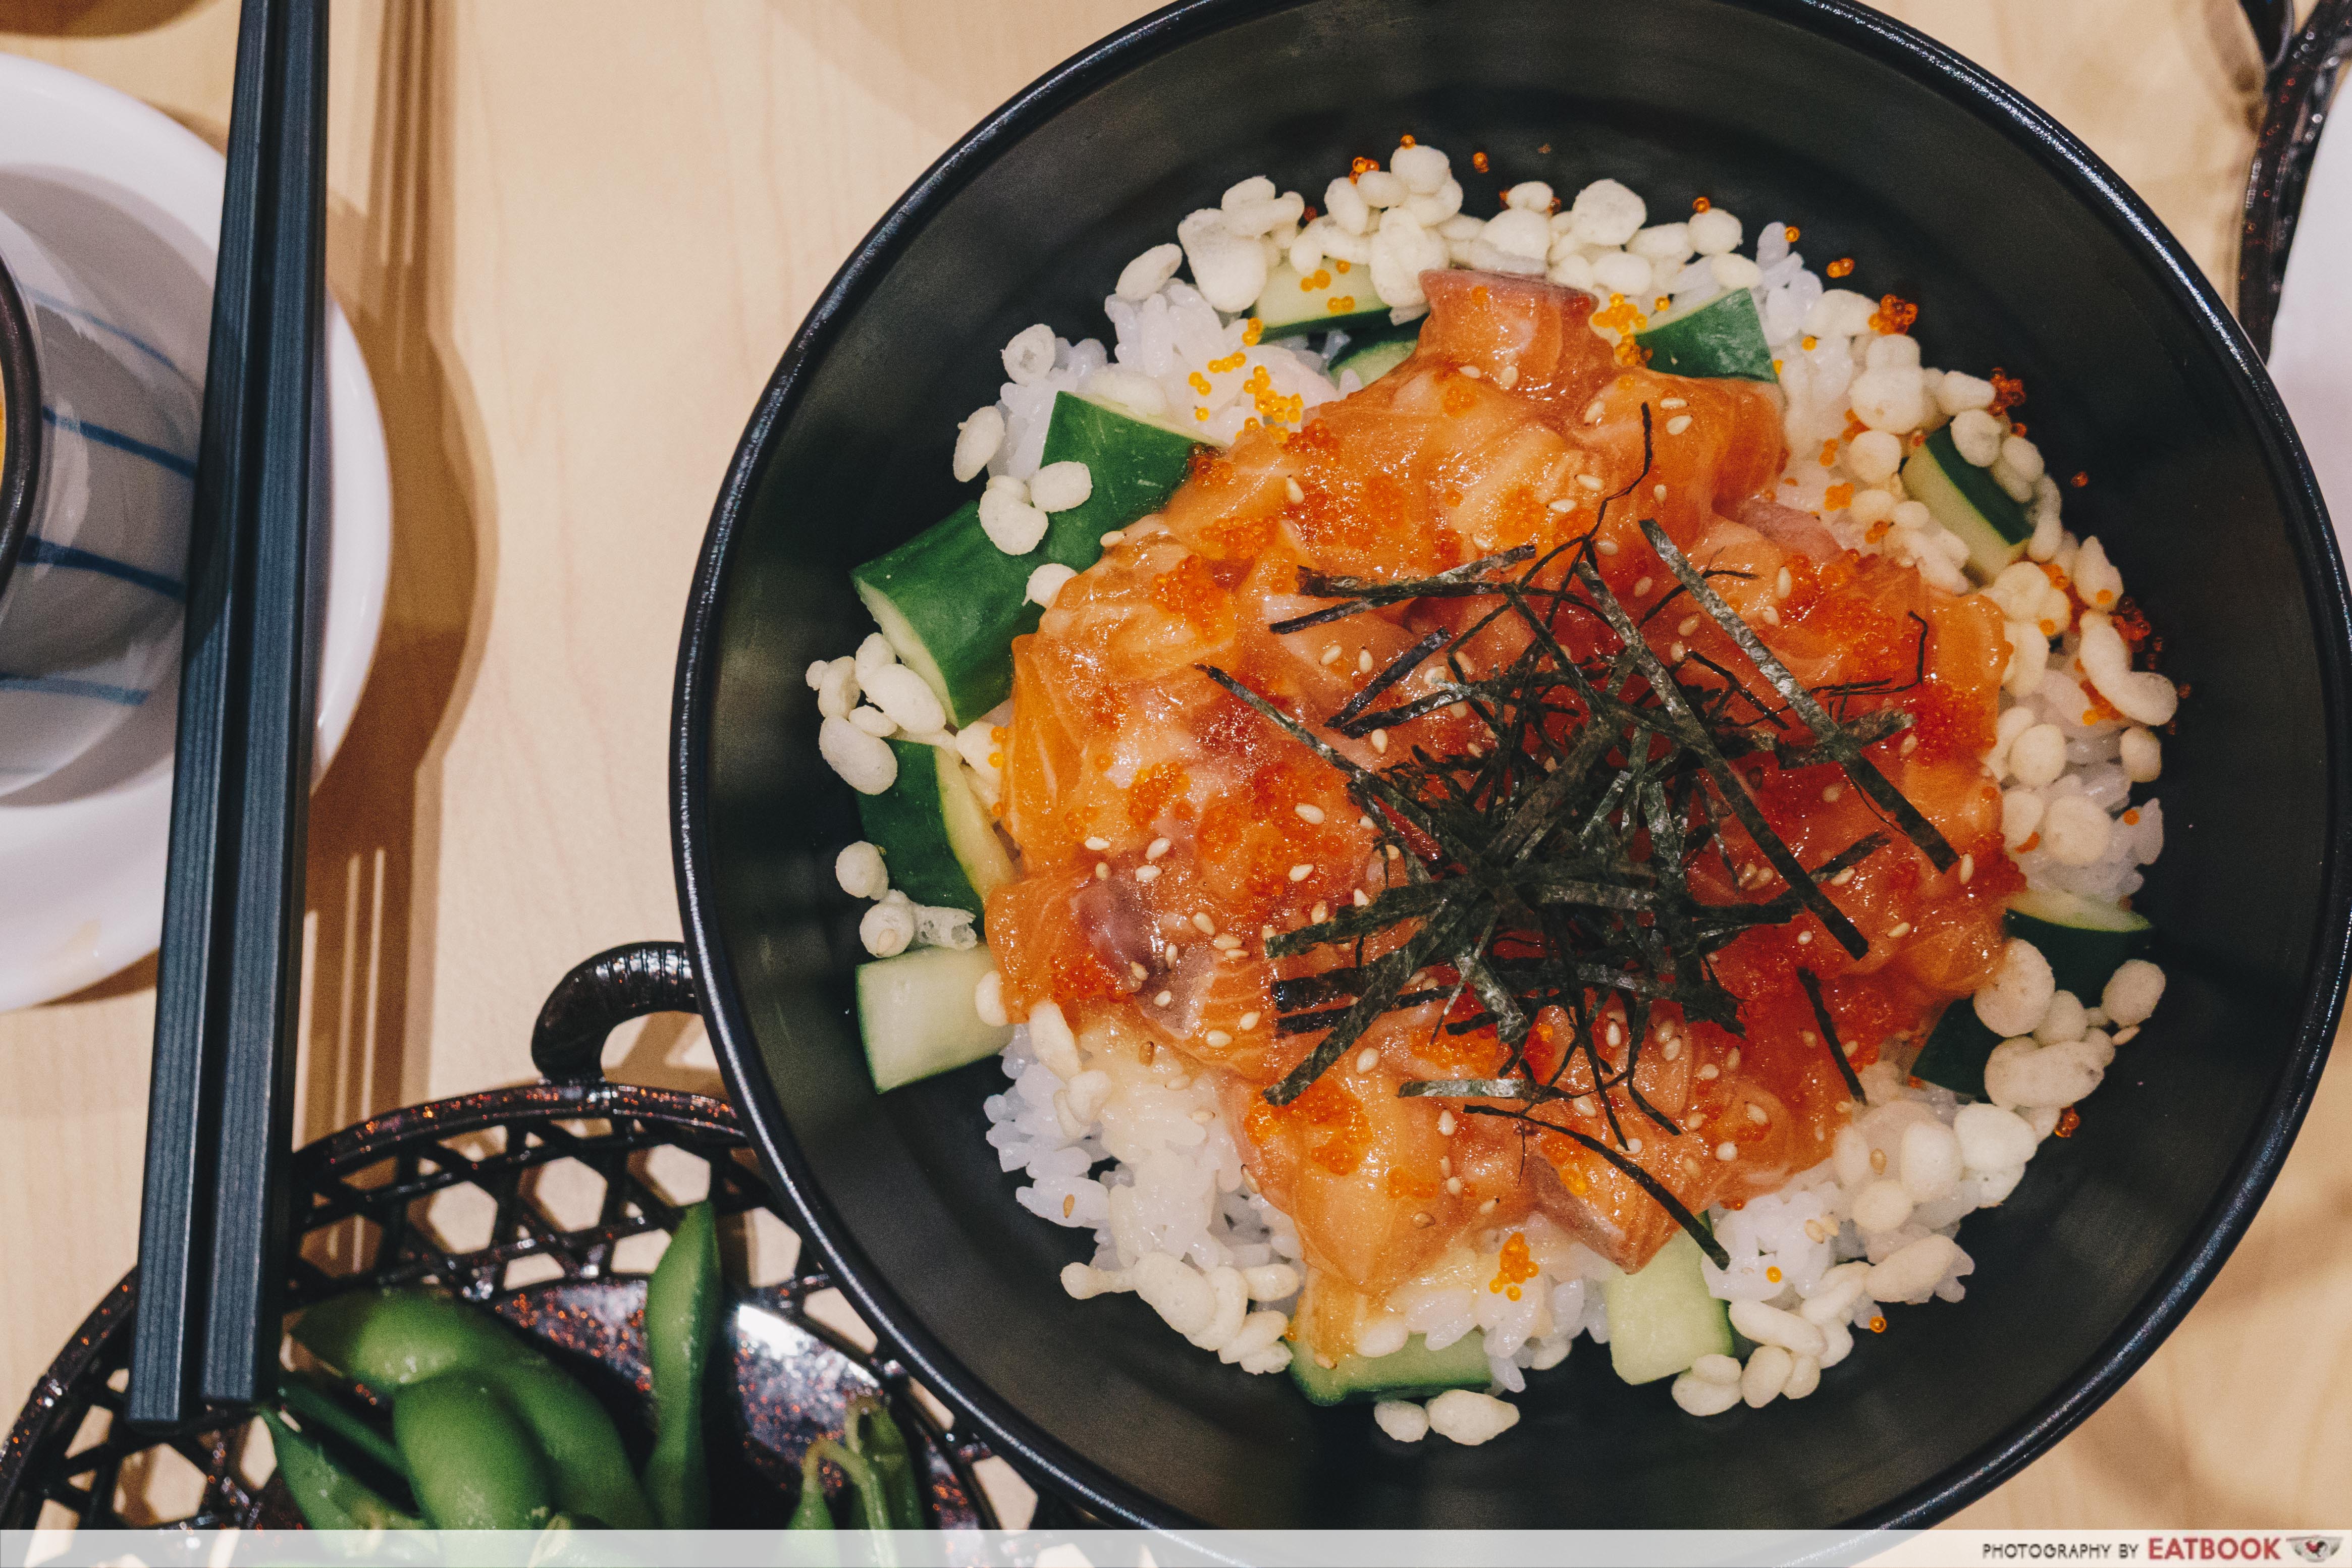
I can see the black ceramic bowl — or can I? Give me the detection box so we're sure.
[672,0,2351,1529]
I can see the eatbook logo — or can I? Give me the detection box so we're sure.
[2290,1540,2341,1564]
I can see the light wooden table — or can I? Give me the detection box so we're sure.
[1,0,2343,1530]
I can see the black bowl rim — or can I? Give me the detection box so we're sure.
[672,0,2352,1530]
[0,243,43,608]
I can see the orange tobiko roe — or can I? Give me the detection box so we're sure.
[982,271,2011,1345]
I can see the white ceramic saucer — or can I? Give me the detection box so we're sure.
[0,55,391,1012]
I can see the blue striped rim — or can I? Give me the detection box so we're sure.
[41,406,196,479]
[20,286,196,388]
[0,672,148,705]
[20,536,186,601]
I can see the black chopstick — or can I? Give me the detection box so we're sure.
[127,0,328,1428]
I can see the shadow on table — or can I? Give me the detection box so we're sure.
[299,0,496,1148]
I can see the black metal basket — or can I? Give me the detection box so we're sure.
[0,943,1000,1532]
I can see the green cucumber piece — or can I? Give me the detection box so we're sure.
[1332,335,1418,388]
[1288,1327,1490,1407]
[1251,259,1395,338]
[1633,289,1777,382]
[857,739,1013,921]
[857,943,1013,1092]
[1912,890,2156,1095]
[852,391,1200,725]
[1603,1229,1732,1385]
[1904,424,2030,581]
[1911,999,2003,1097]
[2005,887,2155,1002]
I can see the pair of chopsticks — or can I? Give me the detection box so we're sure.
[129,0,329,1429]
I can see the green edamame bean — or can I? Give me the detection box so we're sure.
[260,1409,423,1532]
[293,1288,654,1529]
[812,1438,894,1540]
[392,1372,556,1531]
[642,1202,721,1530]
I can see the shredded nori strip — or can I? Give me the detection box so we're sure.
[1189,399,1946,1263]
[1796,967,1869,1103]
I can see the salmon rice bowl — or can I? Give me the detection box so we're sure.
[803,138,2180,1447]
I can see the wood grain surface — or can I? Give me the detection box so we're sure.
[0,0,2342,1529]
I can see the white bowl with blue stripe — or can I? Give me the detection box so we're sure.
[0,53,389,1010]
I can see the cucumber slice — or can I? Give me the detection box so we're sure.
[1251,259,1394,339]
[1913,890,2156,1095]
[1633,289,1777,382]
[1911,999,2003,1097]
[1332,335,1417,388]
[852,392,1200,724]
[2005,887,2155,1002]
[856,943,1012,1093]
[1903,425,2031,581]
[1602,1229,1732,1385]
[856,740,1013,920]
[1288,1327,1490,1407]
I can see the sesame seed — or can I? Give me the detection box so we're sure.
[1822,784,1843,802]
[1095,862,1110,880]
[1698,1064,1720,1080]
[1352,889,1370,907]
[1167,945,1183,962]
[1352,1047,1378,1073]
[1797,930,1812,944]
[1240,1011,1260,1030]
[1386,845,1402,860]
[1776,567,1792,599]
[1761,605,1780,625]
[1289,862,1314,882]
[1477,1197,1496,1215]
[1154,990,1174,1006]
[1285,477,1305,504]
[1191,1108,1214,1124]
[1438,1110,1457,1134]
[1206,1030,1232,1047]
[2114,1024,2140,1044]
[1653,483,1668,499]
[1666,415,1693,436]
[1870,1147,1888,1173]
[1445,1176,1464,1195]
[1085,836,1111,851]
[1495,364,1519,389]
[1310,901,1329,924]
[1295,802,1326,824]
[1661,397,1687,409]
[1320,645,1341,665]
[1129,962,1148,981]
[1458,364,1483,380]
[1727,1048,1741,1068]
[1959,853,1975,883]
[1663,1039,1681,1060]
[1888,920,1911,938]
[1832,867,1855,885]
[1099,530,1125,547]
[1576,473,1604,491]
[1716,1143,1738,1161]
[1371,729,1388,753]
[1746,1104,1768,1124]
[1359,814,1376,830]
[1413,1212,1434,1227]
[1626,1137,1644,1154]
[1146,837,1172,859]
[1063,1194,1077,1216]
[1597,538,1619,555]
[1212,934,1242,950]
[1633,576,1653,597]
[1549,497,1576,511]
[1899,734,1918,754]
[1134,864,1161,883]
[1605,1022,1623,1047]
[1573,1096,1596,1116]
[1670,642,1686,661]
[1193,912,1217,935]
[1358,648,1374,673]
[1584,398,1606,422]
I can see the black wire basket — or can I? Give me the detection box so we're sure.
[0,944,1000,1533]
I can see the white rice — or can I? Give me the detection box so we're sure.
[911,142,2180,1437]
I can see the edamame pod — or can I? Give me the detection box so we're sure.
[642,1202,721,1529]
[789,1445,834,1531]
[260,1409,423,1532]
[293,1288,654,1529]
[392,1372,557,1531]
[847,1396,922,1531]
[279,1372,406,1481]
